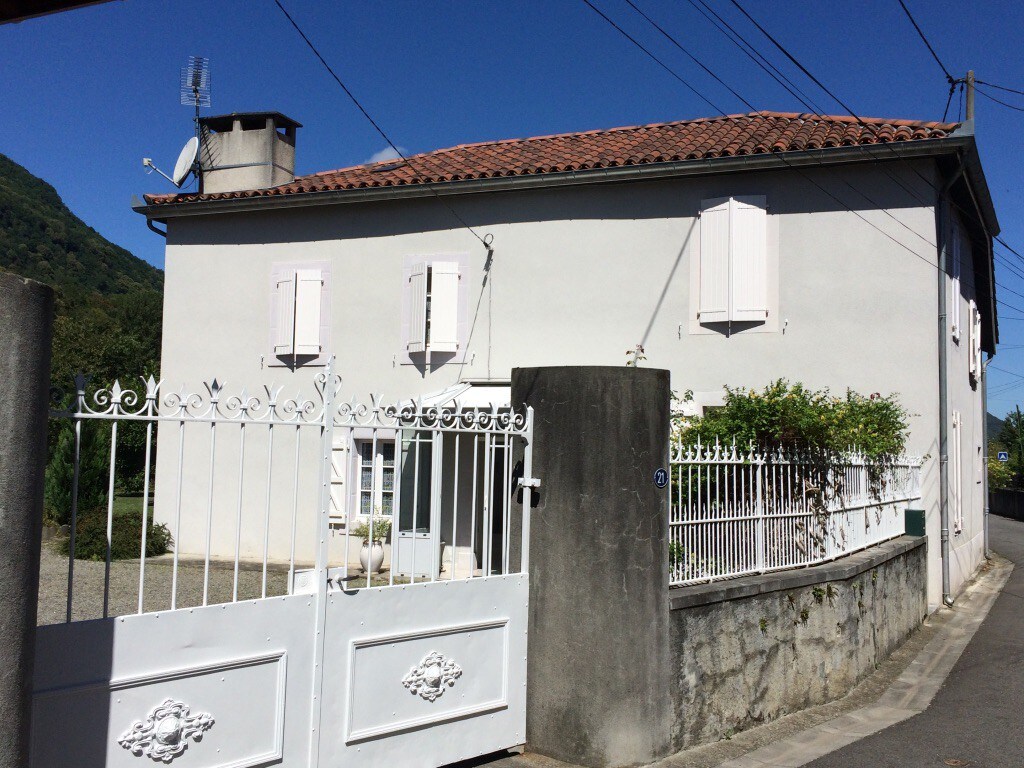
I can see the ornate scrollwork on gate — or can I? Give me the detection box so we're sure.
[117,699,214,762]
[401,651,463,702]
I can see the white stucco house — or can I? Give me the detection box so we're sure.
[136,109,998,609]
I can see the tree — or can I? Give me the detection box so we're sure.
[44,422,111,526]
[996,408,1024,489]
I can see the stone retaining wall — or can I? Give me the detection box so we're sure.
[669,536,927,750]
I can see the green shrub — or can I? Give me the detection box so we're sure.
[60,508,173,561]
[676,380,909,460]
[674,379,911,505]
[351,518,392,543]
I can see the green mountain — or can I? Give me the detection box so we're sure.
[0,152,163,384]
[988,412,1005,445]
[0,152,161,295]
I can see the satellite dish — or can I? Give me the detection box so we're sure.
[172,136,199,187]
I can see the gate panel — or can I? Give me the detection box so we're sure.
[32,594,317,768]
[318,574,528,766]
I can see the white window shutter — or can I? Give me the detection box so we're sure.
[293,269,323,355]
[951,222,962,341]
[407,262,428,353]
[274,271,296,356]
[970,301,981,382]
[698,197,730,323]
[730,195,768,321]
[428,261,460,353]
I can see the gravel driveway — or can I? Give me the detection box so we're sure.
[37,541,291,625]
[36,542,408,624]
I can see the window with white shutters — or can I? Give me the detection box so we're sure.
[969,300,982,385]
[951,220,962,342]
[403,257,464,360]
[270,263,330,366]
[407,262,428,353]
[698,196,768,324]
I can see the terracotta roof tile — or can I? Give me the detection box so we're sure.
[145,111,959,206]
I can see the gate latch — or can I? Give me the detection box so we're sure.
[518,477,541,489]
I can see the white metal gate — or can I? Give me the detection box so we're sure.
[34,362,535,768]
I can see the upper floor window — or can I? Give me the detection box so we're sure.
[269,262,331,367]
[951,219,963,342]
[969,299,982,386]
[401,255,469,364]
[697,195,768,325]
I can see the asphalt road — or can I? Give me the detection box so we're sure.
[805,514,1024,768]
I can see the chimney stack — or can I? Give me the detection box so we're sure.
[198,112,301,194]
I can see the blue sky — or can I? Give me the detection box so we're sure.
[3,0,1024,412]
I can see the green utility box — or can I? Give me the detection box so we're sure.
[905,508,926,537]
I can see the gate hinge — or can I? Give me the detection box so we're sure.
[518,477,541,489]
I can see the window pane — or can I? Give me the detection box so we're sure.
[381,491,394,516]
[360,492,372,516]
[359,442,373,464]
[399,433,432,533]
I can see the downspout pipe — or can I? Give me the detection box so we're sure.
[938,158,965,608]
[983,356,991,558]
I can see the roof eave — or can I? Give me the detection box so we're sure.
[134,136,971,221]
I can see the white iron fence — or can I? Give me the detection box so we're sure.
[47,362,534,622]
[669,440,921,587]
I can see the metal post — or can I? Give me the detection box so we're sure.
[966,70,975,121]
[307,358,337,768]
[755,455,765,574]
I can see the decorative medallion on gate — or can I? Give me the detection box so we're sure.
[117,699,214,762]
[401,651,463,702]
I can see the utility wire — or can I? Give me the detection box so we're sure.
[942,80,957,122]
[620,0,951,259]
[272,0,492,251]
[581,0,1024,316]
[685,0,824,112]
[710,0,1024,296]
[579,0,725,114]
[976,79,1024,97]
[975,84,1024,113]
[895,0,956,83]
[676,0,1023,284]
[692,0,954,218]
[728,0,874,119]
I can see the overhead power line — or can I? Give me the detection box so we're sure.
[584,0,1024,319]
[895,0,955,83]
[711,1,1024,296]
[579,0,724,114]
[976,79,1024,97]
[271,0,492,251]
[975,84,1024,113]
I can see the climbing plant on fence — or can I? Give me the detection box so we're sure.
[673,379,911,507]
[667,381,916,582]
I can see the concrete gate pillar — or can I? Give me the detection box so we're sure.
[511,366,673,768]
[0,273,54,768]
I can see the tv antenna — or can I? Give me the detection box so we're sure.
[180,55,211,135]
[141,56,210,190]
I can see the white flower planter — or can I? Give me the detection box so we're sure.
[360,541,385,574]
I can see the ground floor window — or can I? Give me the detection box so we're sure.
[357,440,395,517]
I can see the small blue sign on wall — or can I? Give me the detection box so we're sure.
[998,451,1010,463]
[654,468,669,488]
